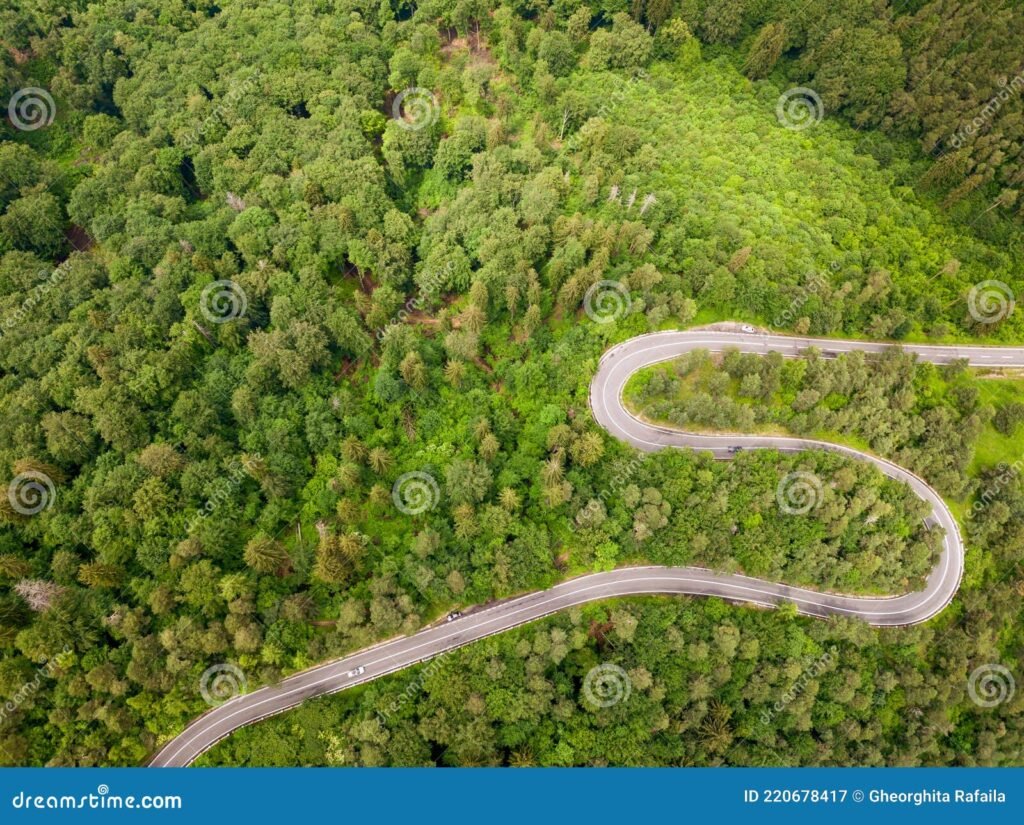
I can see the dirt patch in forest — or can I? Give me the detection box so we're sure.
[1,40,32,64]
[65,225,94,254]
[440,24,493,65]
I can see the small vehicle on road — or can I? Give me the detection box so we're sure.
[727,446,744,454]
[445,611,462,622]
[740,324,756,333]
[347,665,365,678]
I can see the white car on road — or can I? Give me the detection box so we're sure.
[347,666,365,678]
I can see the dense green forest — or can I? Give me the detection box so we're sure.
[197,594,1005,767]
[1,0,1022,766]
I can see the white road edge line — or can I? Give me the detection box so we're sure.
[149,327,1023,767]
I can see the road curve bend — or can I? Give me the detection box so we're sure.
[150,328,1024,767]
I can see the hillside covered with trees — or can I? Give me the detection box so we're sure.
[625,347,1024,502]
[0,0,1022,767]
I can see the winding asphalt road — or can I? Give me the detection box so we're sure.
[149,327,1024,767]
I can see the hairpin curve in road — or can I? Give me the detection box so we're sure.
[149,326,1024,767]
